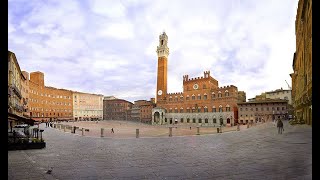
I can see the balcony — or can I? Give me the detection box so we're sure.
[11,84,22,99]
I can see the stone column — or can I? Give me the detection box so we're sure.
[197,127,200,135]
[101,128,104,137]
[82,128,84,136]
[169,127,172,137]
[136,129,139,138]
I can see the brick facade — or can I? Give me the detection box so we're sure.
[103,99,133,120]
[238,99,288,124]
[28,71,73,121]
[291,0,312,125]
[152,33,244,126]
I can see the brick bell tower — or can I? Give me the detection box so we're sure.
[156,32,169,103]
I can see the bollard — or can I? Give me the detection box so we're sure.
[169,127,172,137]
[197,127,200,135]
[101,128,104,137]
[82,128,84,136]
[136,129,139,138]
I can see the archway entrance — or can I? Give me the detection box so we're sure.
[227,118,230,124]
[170,118,173,124]
[154,112,160,123]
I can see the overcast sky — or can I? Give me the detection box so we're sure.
[8,0,298,103]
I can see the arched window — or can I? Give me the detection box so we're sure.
[205,118,208,123]
[212,106,216,112]
[187,118,190,123]
[199,118,202,123]
[204,106,208,112]
[174,107,178,113]
[180,107,184,113]
[169,96,172,101]
[192,107,196,113]
[187,107,190,113]
[211,92,215,99]
[225,90,229,97]
[197,94,201,100]
[180,95,184,101]
[192,118,196,123]
[218,91,222,98]
[165,118,167,122]
[226,104,231,112]
[204,93,207,100]
[219,105,223,112]
[169,108,172,113]
[192,94,195,100]
[213,118,217,123]
[197,107,201,112]
[186,95,190,101]
[175,96,178,101]
[180,118,184,123]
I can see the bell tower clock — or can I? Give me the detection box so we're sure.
[156,32,169,102]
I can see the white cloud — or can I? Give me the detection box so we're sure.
[98,21,134,40]
[8,0,299,102]
[90,0,126,18]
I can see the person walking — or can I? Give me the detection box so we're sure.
[277,119,284,134]
[111,128,114,133]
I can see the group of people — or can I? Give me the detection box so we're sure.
[45,122,54,128]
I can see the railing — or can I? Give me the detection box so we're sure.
[11,84,22,99]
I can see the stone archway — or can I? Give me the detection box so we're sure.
[227,118,230,124]
[154,112,160,123]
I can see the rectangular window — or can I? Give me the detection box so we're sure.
[198,95,201,100]
[204,108,208,112]
[212,108,216,112]
[219,108,223,112]
[192,96,195,100]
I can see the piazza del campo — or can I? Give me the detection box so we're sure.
[8,0,311,179]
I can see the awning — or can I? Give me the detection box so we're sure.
[8,113,35,126]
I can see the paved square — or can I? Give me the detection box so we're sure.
[8,121,311,179]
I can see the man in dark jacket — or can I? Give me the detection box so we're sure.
[277,119,284,134]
